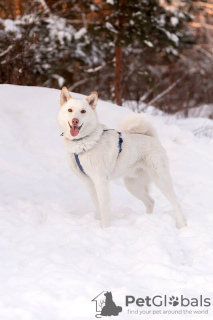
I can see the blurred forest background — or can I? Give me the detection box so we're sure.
[0,0,213,117]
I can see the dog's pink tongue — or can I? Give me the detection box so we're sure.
[70,126,79,137]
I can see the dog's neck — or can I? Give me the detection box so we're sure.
[63,123,105,155]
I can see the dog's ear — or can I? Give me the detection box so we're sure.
[85,92,98,109]
[60,87,71,106]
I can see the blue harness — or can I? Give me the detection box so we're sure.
[74,129,123,175]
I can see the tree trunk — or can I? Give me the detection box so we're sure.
[114,0,126,106]
[115,46,122,106]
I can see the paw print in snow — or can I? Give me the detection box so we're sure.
[169,296,179,307]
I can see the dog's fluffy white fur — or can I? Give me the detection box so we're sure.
[118,113,157,137]
[58,87,186,229]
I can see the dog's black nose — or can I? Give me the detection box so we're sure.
[72,118,79,125]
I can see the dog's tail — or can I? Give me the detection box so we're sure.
[118,113,157,137]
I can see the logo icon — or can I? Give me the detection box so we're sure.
[92,291,122,318]
[169,296,179,307]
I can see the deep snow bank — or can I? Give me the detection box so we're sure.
[0,84,213,320]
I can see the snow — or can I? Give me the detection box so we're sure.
[0,18,21,37]
[105,22,118,34]
[165,30,179,45]
[51,75,65,88]
[107,0,114,4]
[0,84,213,319]
[46,16,75,45]
[171,16,179,27]
[144,40,154,48]
[75,28,87,40]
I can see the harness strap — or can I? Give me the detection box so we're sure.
[118,132,123,154]
[103,129,123,156]
[74,129,123,175]
[74,153,86,174]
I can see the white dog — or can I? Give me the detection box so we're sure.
[57,87,186,229]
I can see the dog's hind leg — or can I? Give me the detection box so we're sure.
[124,171,154,214]
[144,158,186,228]
[154,177,186,228]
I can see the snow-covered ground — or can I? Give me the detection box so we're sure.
[0,84,213,320]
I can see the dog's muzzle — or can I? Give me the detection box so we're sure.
[68,122,83,137]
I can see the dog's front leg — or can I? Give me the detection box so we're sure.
[94,178,110,228]
[73,167,100,220]
[84,179,100,220]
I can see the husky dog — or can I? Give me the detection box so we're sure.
[57,87,186,229]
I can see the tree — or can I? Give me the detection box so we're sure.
[0,0,91,87]
[0,0,198,112]
[85,0,194,105]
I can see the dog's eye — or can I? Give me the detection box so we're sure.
[81,110,86,114]
[68,109,73,112]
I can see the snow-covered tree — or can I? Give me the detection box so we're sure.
[0,2,88,87]
[84,0,194,105]
[0,0,198,111]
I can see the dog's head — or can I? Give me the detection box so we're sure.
[58,87,98,140]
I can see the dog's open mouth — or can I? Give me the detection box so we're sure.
[68,122,83,137]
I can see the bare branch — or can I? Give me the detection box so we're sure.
[85,65,105,73]
[189,22,213,30]
[139,88,153,102]
[193,126,213,137]
[198,1,213,9]
[195,45,213,61]
[0,45,13,58]
[68,79,89,91]
[33,0,50,13]
[147,76,185,107]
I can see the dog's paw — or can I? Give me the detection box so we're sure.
[146,209,153,214]
[176,219,187,229]
[101,221,110,228]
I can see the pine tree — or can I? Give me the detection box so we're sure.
[0,0,195,108]
[86,0,194,105]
